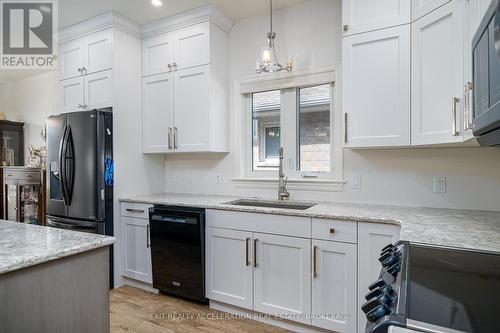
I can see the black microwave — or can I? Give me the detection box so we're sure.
[472,0,500,146]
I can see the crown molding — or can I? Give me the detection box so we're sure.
[56,11,142,43]
[141,5,234,39]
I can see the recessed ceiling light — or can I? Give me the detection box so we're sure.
[151,0,163,7]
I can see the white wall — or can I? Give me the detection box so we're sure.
[164,0,500,211]
[0,71,59,162]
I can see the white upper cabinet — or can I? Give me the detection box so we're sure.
[205,227,253,309]
[84,30,113,75]
[343,25,410,147]
[59,29,113,80]
[59,39,85,80]
[142,34,174,77]
[142,21,210,76]
[253,233,311,325]
[172,22,210,70]
[342,0,410,35]
[60,76,84,113]
[411,1,465,145]
[312,240,357,333]
[173,65,211,152]
[142,21,229,154]
[85,69,113,110]
[412,0,450,21]
[142,73,174,153]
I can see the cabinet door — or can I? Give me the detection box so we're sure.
[173,65,211,152]
[122,216,152,283]
[411,1,465,145]
[342,0,410,35]
[412,0,450,21]
[84,69,113,110]
[142,73,174,153]
[59,76,85,113]
[59,38,84,80]
[343,25,410,147]
[357,222,400,333]
[253,233,311,324]
[312,240,357,333]
[172,22,210,70]
[83,30,113,75]
[205,227,253,309]
[142,34,174,77]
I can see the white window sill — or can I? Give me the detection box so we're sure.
[232,177,345,192]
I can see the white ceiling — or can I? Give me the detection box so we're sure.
[59,0,306,29]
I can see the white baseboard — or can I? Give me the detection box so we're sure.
[209,300,334,333]
[121,277,159,294]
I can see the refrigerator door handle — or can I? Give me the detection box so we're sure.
[59,124,68,205]
[64,126,75,205]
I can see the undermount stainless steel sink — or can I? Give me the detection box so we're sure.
[224,199,317,210]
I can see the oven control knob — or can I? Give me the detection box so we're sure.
[379,252,400,268]
[368,278,387,291]
[364,286,396,304]
[380,244,395,253]
[386,261,401,277]
[361,298,391,322]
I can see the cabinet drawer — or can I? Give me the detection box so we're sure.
[207,210,311,238]
[312,218,357,243]
[4,170,41,182]
[120,202,152,219]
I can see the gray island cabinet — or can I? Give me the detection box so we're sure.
[0,220,114,332]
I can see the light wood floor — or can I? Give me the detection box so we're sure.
[110,286,291,333]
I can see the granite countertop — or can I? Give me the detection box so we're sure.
[0,220,115,274]
[120,193,500,253]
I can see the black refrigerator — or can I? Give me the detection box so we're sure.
[46,109,114,286]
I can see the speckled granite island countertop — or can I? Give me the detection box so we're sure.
[0,220,115,274]
[121,193,500,253]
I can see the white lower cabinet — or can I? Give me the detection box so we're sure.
[312,240,357,333]
[121,214,152,284]
[357,222,401,333]
[205,227,253,309]
[253,233,311,324]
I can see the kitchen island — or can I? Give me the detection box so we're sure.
[0,220,114,332]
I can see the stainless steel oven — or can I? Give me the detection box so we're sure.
[472,0,500,145]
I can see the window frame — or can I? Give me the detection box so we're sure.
[235,65,344,192]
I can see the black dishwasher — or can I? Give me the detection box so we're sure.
[149,205,207,303]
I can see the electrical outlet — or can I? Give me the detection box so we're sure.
[173,176,180,183]
[351,175,361,190]
[216,175,223,184]
[184,175,191,184]
[433,177,446,193]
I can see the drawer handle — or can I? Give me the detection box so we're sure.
[313,245,318,278]
[329,228,336,234]
[125,208,145,213]
[253,238,258,268]
[245,237,250,266]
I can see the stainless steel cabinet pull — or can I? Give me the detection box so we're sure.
[173,127,178,149]
[452,97,460,136]
[245,237,250,266]
[465,82,473,131]
[253,238,258,268]
[77,67,82,73]
[146,224,150,248]
[167,63,172,72]
[329,228,335,234]
[125,208,145,213]
[344,113,348,143]
[168,127,172,149]
[172,62,177,71]
[313,245,318,278]
[343,25,349,32]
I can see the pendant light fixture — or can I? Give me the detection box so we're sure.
[256,0,293,74]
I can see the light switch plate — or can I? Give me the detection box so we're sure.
[433,176,446,193]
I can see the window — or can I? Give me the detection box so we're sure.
[246,82,336,179]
